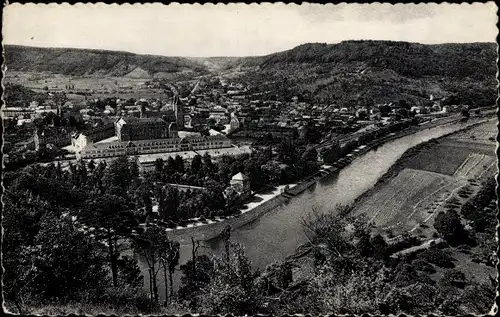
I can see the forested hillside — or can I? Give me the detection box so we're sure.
[4,45,209,77]
[260,41,496,79]
[232,41,497,107]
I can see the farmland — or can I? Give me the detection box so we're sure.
[448,119,497,145]
[4,70,201,103]
[352,168,464,237]
[351,119,497,239]
[453,153,496,181]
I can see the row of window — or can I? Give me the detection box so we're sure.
[83,142,232,159]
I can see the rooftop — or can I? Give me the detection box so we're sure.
[232,172,249,181]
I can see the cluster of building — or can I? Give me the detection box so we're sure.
[3,101,60,126]
[68,99,252,171]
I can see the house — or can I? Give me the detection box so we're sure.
[410,106,422,114]
[230,114,241,131]
[2,107,35,119]
[17,118,33,126]
[224,172,251,202]
[432,103,442,112]
[209,106,229,124]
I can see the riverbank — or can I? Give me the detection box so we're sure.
[285,116,495,261]
[157,115,490,243]
[284,115,485,198]
[348,117,494,212]
[164,186,292,244]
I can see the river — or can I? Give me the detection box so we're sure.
[147,119,485,299]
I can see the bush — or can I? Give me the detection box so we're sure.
[434,210,464,244]
[439,269,466,289]
[420,248,455,268]
[413,259,437,274]
[99,287,159,314]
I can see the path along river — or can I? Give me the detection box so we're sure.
[141,118,490,300]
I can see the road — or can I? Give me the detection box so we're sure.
[315,112,483,153]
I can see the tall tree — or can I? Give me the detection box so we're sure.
[198,242,257,315]
[133,226,174,303]
[29,213,109,303]
[160,239,180,304]
[191,155,203,176]
[174,155,185,174]
[83,193,135,287]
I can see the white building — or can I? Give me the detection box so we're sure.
[230,114,240,131]
[224,172,251,202]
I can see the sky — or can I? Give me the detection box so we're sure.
[3,3,498,57]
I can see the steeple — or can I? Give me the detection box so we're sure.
[174,95,184,129]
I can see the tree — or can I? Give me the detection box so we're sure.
[191,155,203,176]
[132,226,172,303]
[261,161,281,186]
[434,210,465,244]
[198,243,258,315]
[321,141,341,164]
[179,254,214,307]
[135,182,153,217]
[277,139,298,164]
[165,157,176,176]
[88,159,96,173]
[301,147,318,162]
[3,190,53,313]
[159,239,180,305]
[160,186,180,222]
[29,213,109,302]
[173,155,184,174]
[103,156,138,194]
[117,256,144,289]
[243,157,266,190]
[154,158,164,177]
[84,193,135,287]
[204,179,226,211]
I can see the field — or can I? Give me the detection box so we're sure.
[5,70,200,103]
[352,168,464,236]
[453,153,497,181]
[352,120,497,239]
[449,119,497,145]
[402,144,473,176]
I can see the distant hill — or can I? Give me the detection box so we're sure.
[259,41,497,80]
[230,41,497,107]
[187,56,264,72]
[4,45,209,77]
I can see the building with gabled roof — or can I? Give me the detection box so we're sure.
[224,172,251,201]
[77,134,233,160]
[114,116,176,141]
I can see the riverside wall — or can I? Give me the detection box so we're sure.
[166,194,288,244]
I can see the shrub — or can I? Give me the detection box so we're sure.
[420,248,455,268]
[413,259,437,274]
[434,210,464,244]
[439,269,466,289]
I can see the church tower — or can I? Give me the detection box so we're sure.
[33,128,41,151]
[173,94,184,129]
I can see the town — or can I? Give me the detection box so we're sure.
[3,71,474,174]
[2,3,498,316]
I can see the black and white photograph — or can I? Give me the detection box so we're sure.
[1,2,498,315]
